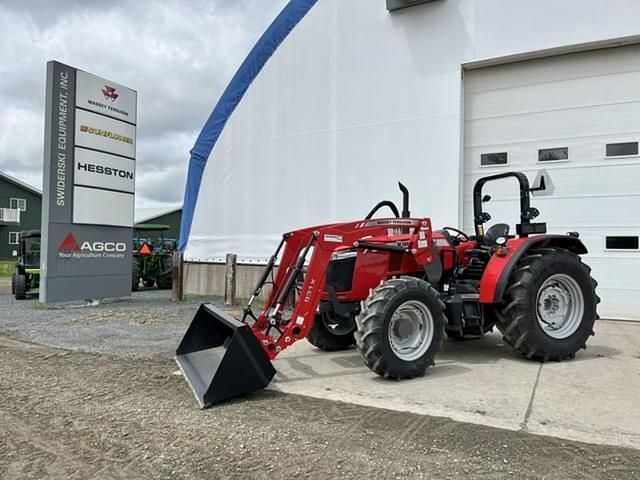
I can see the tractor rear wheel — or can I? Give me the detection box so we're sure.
[355,277,445,379]
[306,310,356,351]
[499,248,599,361]
[14,274,27,300]
[157,254,173,289]
[132,258,140,292]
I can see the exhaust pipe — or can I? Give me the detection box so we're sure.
[176,303,276,408]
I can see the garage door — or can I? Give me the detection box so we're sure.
[463,44,640,320]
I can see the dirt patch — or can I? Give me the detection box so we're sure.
[1,335,638,480]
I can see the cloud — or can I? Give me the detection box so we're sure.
[0,0,286,207]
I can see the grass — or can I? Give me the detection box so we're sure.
[0,260,15,278]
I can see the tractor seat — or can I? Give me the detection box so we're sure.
[484,223,510,247]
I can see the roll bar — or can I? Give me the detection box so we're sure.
[473,171,543,238]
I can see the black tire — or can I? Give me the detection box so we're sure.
[132,258,140,292]
[306,311,356,351]
[14,274,27,300]
[355,277,445,379]
[11,273,16,295]
[157,254,173,289]
[498,248,599,361]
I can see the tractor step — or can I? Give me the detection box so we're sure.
[444,292,485,337]
[176,303,276,408]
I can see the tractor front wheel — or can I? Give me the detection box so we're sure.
[355,277,445,379]
[11,273,16,295]
[499,248,599,361]
[14,274,27,300]
[306,310,356,351]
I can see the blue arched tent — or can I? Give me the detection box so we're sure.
[179,0,319,251]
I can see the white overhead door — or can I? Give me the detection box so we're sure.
[463,44,640,320]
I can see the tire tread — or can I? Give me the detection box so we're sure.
[355,277,445,379]
[498,248,599,361]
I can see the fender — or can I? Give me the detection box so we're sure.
[479,235,588,304]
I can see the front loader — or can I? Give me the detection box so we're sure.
[177,171,599,407]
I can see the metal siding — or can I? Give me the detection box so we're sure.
[140,210,182,242]
[0,178,42,258]
[464,44,640,320]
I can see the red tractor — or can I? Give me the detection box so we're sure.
[177,171,599,407]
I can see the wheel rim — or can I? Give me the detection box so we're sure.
[536,273,584,339]
[388,300,434,361]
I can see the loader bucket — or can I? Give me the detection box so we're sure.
[176,303,276,408]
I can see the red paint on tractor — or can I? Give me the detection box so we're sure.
[478,237,529,303]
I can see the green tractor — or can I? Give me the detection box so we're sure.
[132,224,176,291]
[11,230,41,300]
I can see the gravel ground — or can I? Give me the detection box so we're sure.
[0,289,203,357]
[1,335,639,480]
[1,290,639,479]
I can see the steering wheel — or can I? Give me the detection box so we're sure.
[442,227,470,243]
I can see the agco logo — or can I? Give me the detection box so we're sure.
[102,85,119,102]
[59,233,127,259]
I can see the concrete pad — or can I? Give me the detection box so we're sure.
[270,320,640,449]
[272,332,541,431]
[527,320,640,449]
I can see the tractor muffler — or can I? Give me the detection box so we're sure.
[175,303,276,408]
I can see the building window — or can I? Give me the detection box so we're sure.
[480,152,508,167]
[538,147,569,162]
[605,236,639,250]
[9,197,27,211]
[9,232,19,245]
[605,142,638,158]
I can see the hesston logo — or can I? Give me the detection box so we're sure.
[77,162,134,180]
[58,232,127,259]
[102,85,119,102]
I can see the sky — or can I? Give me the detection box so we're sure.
[0,0,286,207]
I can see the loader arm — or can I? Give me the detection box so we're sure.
[176,216,435,407]
[246,217,436,360]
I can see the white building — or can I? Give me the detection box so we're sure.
[181,0,640,320]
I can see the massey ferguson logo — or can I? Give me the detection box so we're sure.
[87,85,129,118]
[58,233,127,259]
[102,85,119,101]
